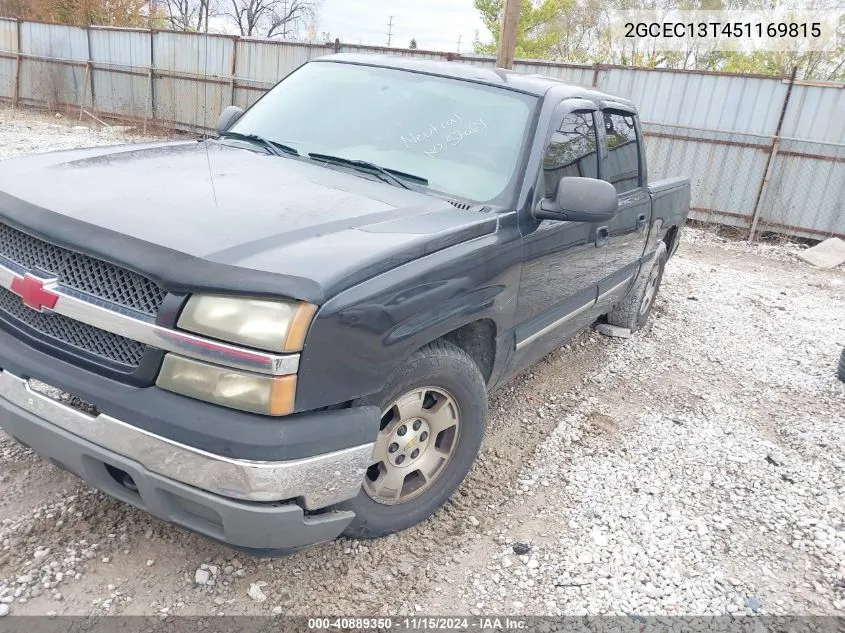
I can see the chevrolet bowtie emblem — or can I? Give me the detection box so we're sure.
[9,273,60,312]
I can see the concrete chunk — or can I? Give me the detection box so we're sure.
[797,237,845,269]
[595,323,632,338]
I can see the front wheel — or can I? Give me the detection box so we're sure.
[340,340,487,539]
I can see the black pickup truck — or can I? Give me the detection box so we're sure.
[0,55,690,554]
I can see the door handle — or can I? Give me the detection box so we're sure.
[596,226,609,247]
[637,213,648,233]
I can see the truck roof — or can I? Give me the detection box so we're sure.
[316,54,635,108]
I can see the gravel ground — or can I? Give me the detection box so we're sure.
[0,108,162,159]
[0,109,842,617]
[435,242,845,616]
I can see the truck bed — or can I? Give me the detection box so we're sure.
[649,176,691,252]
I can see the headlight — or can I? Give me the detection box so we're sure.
[178,295,317,352]
[157,354,296,416]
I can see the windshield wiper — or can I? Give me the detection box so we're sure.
[308,153,428,190]
[220,132,298,157]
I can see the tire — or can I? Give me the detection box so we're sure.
[607,242,667,332]
[838,348,845,382]
[340,340,487,539]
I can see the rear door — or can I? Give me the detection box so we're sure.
[596,108,651,309]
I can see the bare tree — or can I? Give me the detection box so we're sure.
[162,0,214,31]
[224,0,317,38]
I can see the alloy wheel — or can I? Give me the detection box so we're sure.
[363,387,461,505]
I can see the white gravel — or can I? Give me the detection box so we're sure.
[0,109,843,617]
[683,225,841,267]
[443,238,845,616]
[0,108,166,160]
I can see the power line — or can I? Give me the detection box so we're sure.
[387,15,394,47]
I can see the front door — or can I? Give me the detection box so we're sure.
[511,104,608,369]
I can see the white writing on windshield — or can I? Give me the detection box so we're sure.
[400,114,489,158]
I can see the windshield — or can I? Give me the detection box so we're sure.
[228,61,538,204]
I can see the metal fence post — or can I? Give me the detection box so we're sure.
[12,18,21,107]
[230,36,238,107]
[748,66,797,241]
[148,29,156,125]
[748,137,781,240]
[79,25,94,120]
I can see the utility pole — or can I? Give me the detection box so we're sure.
[387,16,394,47]
[457,34,462,53]
[496,0,520,69]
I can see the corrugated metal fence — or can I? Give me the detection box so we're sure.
[0,18,842,239]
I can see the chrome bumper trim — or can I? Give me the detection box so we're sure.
[0,371,372,509]
[0,257,299,376]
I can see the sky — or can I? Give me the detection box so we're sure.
[315,0,492,52]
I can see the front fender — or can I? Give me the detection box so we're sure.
[295,218,523,411]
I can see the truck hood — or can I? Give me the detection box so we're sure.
[0,141,498,302]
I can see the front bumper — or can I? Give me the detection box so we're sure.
[0,368,375,552]
[0,370,372,509]
[0,391,351,553]
[0,360,380,554]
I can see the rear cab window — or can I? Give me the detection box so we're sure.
[601,110,641,195]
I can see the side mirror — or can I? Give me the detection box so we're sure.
[216,106,244,135]
[533,177,618,223]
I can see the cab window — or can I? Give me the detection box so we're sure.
[601,111,640,194]
[542,111,599,198]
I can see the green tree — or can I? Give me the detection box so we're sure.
[472,0,844,81]
[409,38,418,49]
[473,0,575,58]
[709,49,844,82]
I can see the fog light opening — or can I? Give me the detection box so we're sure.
[105,464,138,492]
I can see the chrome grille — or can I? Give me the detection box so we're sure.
[0,286,147,368]
[0,222,166,316]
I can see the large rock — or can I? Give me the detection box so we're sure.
[194,568,211,586]
[248,582,267,602]
[797,237,845,269]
